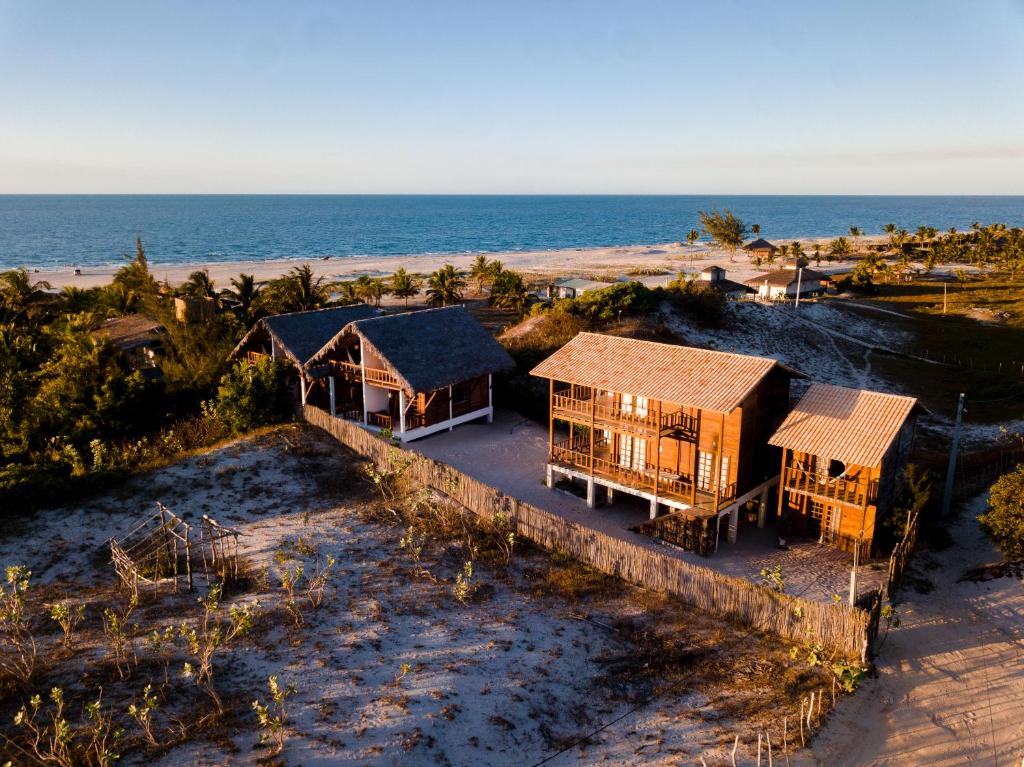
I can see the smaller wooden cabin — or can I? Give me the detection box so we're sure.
[547,278,610,300]
[531,333,801,526]
[92,314,166,374]
[305,306,515,442]
[229,304,379,399]
[768,383,921,556]
[697,265,754,299]
[742,238,779,260]
[745,268,829,301]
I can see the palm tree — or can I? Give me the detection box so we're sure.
[426,264,466,307]
[686,229,700,246]
[390,268,419,306]
[0,268,52,320]
[357,277,386,307]
[182,268,217,302]
[751,223,761,236]
[849,226,862,251]
[276,264,328,312]
[470,256,492,294]
[829,237,852,259]
[59,286,93,314]
[220,273,261,319]
[489,269,529,314]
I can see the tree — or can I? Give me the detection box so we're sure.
[751,223,761,236]
[0,268,52,321]
[849,226,862,251]
[979,465,1024,559]
[489,269,529,314]
[390,268,419,306]
[469,256,492,294]
[266,264,328,313]
[829,237,853,259]
[220,274,261,320]
[425,264,466,307]
[699,209,747,260]
[356,276,386,307]
[112,236,159,297]
[214,358,293,434]
[686,229,700,247]
[181,269,217,302]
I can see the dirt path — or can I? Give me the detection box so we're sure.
[811,495,1024,766]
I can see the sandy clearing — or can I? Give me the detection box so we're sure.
[810,494,1024,767]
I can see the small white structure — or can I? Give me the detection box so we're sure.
[745,268,829,301]
[547,278,611,300]
[697,266,754,299]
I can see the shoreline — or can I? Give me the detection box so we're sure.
[30,234,887,290]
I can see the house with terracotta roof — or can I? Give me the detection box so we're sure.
[769,383,922,556]
[304,306,515,442]
[530,333,801,528]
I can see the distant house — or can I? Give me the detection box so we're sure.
[769,384,922,555]
[92,314,165,373]
[742,238,779,260]
[547,278,611,300]
[697,265,754,299]
[744,268,829,300]
[305,306,515,442]
[174,296,216,324]
[531,333,801,524]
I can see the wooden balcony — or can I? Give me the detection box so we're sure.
[782,466,877,508]
[244,350,270,364]
[550,440,735,512]
[331,361,402,390]
[551,392,698,439]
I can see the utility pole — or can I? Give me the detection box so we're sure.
[794,267,803,309]
[941,392,966,517]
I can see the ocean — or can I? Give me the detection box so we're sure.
[2,195,1023,270]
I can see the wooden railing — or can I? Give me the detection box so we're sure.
[551,392,696,437]
[245,351,269,364]
[782,467,876,508]
[331,360,401,389]
[634,511,716,556]
[367,412,392,429]
[550,440,738,507]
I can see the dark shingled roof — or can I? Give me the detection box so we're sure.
[310,306,515,395]
[744,269,829,288]
[232,305,378,366]
[743,237,779,252]
[92,314,165,351]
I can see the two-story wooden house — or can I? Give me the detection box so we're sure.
[304,306,515,442]
[530,333,801,524]
[768,383,921,556]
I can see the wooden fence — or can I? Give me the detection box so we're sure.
[303,405,874,661]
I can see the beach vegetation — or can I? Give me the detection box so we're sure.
[258,264,329,314]
[686,229,700,246]
[214,357,294,435]
[665,274,727,327]
[355,275,387,307]
[698,208,747,256]
[112,237,160,297]
[426,264,466,307]
[979,465,1024,560]
[829,237,852,259]
[219,273,262,321]
[180,268,218,303]
[470,255,494,294]
[489,269,530,315]
[389,268,419,306]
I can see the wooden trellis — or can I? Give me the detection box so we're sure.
[109,503,193,596]
[199,514,242,583]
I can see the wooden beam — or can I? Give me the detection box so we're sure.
[589,386,596,475]
[776,448,788,523]
[712,411,725,511]
[548,378,554,461]
[654,399,662,510]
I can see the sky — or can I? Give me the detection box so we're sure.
[2,0,1024,194]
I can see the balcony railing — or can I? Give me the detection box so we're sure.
[331,361,401,389]
[550,440,736,510]
[245,350,270,364]
[551,392,697,437]
[782,466,876,508]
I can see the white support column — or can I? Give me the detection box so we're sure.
[586,478,597,509]
[399,390,406,435]
[649,497,658,519]
[360,357,368,425]
[300,375,307,406]
[546,465,553,488]
[448,385,454,431]
[757,485,770,528]
[606,487,615,505]
[328,376,336,417]
[487,373,493,423]
[728,507,739,543]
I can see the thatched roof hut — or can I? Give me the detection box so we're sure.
[230,304,378,366]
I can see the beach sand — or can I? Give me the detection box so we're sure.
[32,236,882,290]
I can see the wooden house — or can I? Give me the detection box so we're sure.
[742,238,779,260]
[530,333,801,528]
[305,306,515,442]
[744,268,829,300]
[697,265,754,299]
[768,384,921,556]
[230,304,379,398]
[547,278,611,300]
[174,296,216,324]
[92,314,166,375]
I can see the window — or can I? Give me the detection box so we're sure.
[697,452,731,492]
[618,435,647,470]
[452,383,470,404]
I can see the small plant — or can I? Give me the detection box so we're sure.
[759,565,785,593]
[0,565,37,686]
[452,561,475,603]
[144,625,177,688]
[396,662,412,683]
[830,593,843,605]
[102,596,137,680]
[305,554,336,610]
[128,683,160,747]
[278,562,305,626]
[49,601,86,649]
[831,661,868,692]
[15,687,123,767]
[490,512,517,566]
[805,643,826,667]
[252,675,296,756]
[178,584,258,713]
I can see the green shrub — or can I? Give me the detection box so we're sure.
[215,358,294,434]
[979,465,1024,559]
[564,281,662,322]
[665,275,728,327]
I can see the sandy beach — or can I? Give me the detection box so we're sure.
[32,235,884,290]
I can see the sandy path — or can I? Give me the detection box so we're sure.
[811,495,1024,766]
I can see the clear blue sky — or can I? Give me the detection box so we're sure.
[2,0,1023,194]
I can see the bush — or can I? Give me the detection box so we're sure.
[979,465,1024,559]
[564,281,662,322]
[215,358,294,434]
[665,275,727,327]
